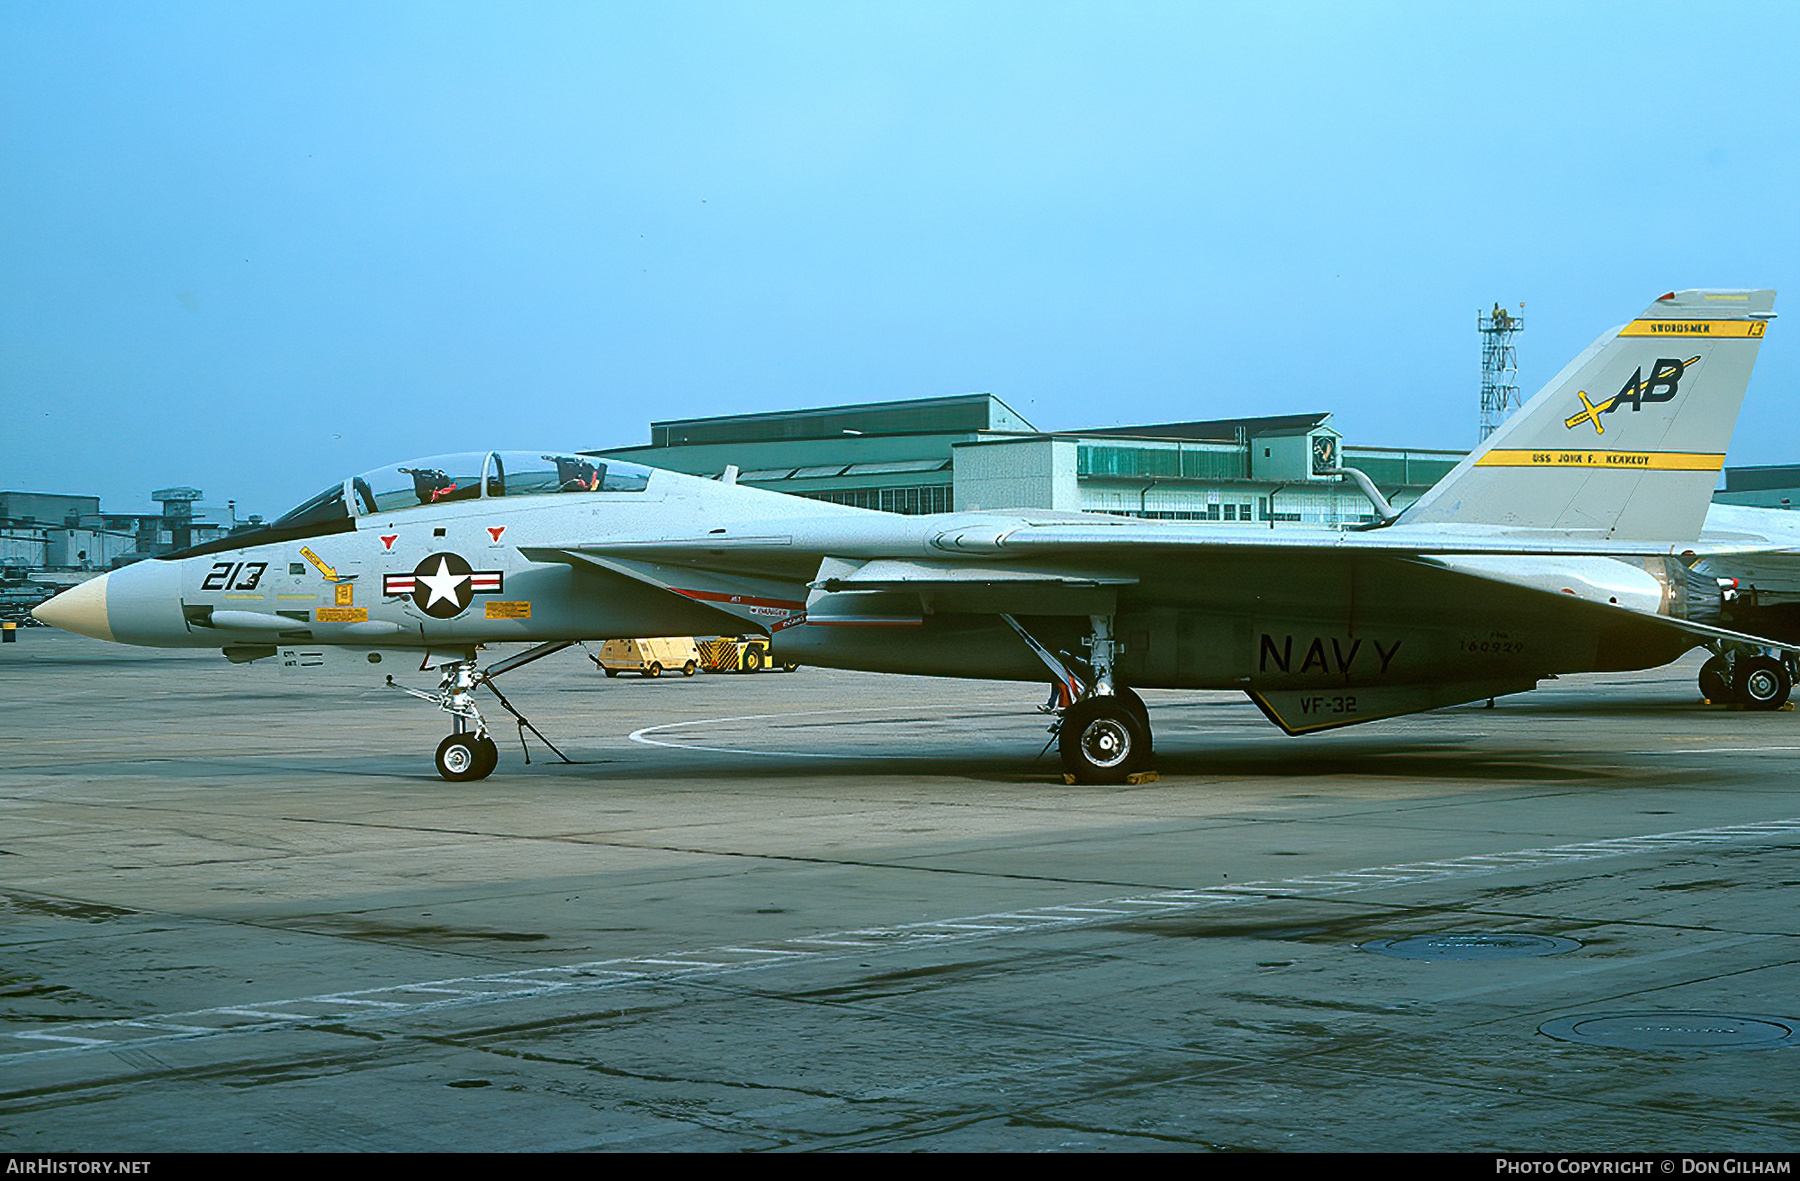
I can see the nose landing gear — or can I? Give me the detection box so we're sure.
[389,640,578,781]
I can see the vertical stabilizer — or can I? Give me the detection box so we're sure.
[1400,289,1775,540]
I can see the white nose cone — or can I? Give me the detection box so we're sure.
[32,574,114,642]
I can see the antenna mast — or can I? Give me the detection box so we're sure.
[1478,303,1524,441]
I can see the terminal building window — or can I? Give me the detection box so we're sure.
[798,485,952,515]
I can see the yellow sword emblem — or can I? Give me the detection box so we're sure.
[1563,354,1701,435]
[1564,390,1611,434]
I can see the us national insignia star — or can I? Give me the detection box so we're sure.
[382,552,504,619]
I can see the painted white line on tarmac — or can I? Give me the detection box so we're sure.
[5,814,1799,1064]
[628,703,1035,760]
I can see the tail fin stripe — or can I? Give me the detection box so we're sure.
[1473,450,1725,471]
[1619,319,1766,338]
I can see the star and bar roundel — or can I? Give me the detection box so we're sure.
[382,552,504,618]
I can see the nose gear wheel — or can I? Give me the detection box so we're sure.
[436,733,498,782]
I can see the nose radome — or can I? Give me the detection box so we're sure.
[32,573,114,642]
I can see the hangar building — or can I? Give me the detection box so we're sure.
[1715,464,1800,511]
[597,393,1463,527]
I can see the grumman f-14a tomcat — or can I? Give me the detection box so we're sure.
[34,289,1800,783]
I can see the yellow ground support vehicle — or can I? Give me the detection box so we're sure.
[696,635,797,673]
[590,637,701,678]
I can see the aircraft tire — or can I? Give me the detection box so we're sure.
[743,648,766,673]
[1059,697,1151,785]
[1698,656,1734,703]
[1734,656,1792,711]
[436,734,488,782]
[1116,686,1153,752]
[472,735,499,780]
[781,661,798,673]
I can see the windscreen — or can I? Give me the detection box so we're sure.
[163,479,353,560]
[274,482,349,529]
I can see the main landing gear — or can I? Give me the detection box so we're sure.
[389,641,578,781]
[1698,644,1794,711]
[1006,613,1154,785]
[1058,693,1151,784]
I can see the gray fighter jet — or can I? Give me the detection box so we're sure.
[34,289,1797,783]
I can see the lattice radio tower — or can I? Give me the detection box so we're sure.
[1478,302,1524,441]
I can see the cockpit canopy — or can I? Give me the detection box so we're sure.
[274,451,652,530]
[157,451,658,561]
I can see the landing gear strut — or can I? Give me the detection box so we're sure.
[389,641,578,781]
[1006,613,1154,785]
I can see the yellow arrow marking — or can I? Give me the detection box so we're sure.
[299,546,352,583]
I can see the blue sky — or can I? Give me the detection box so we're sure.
[4,2,1796,517]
